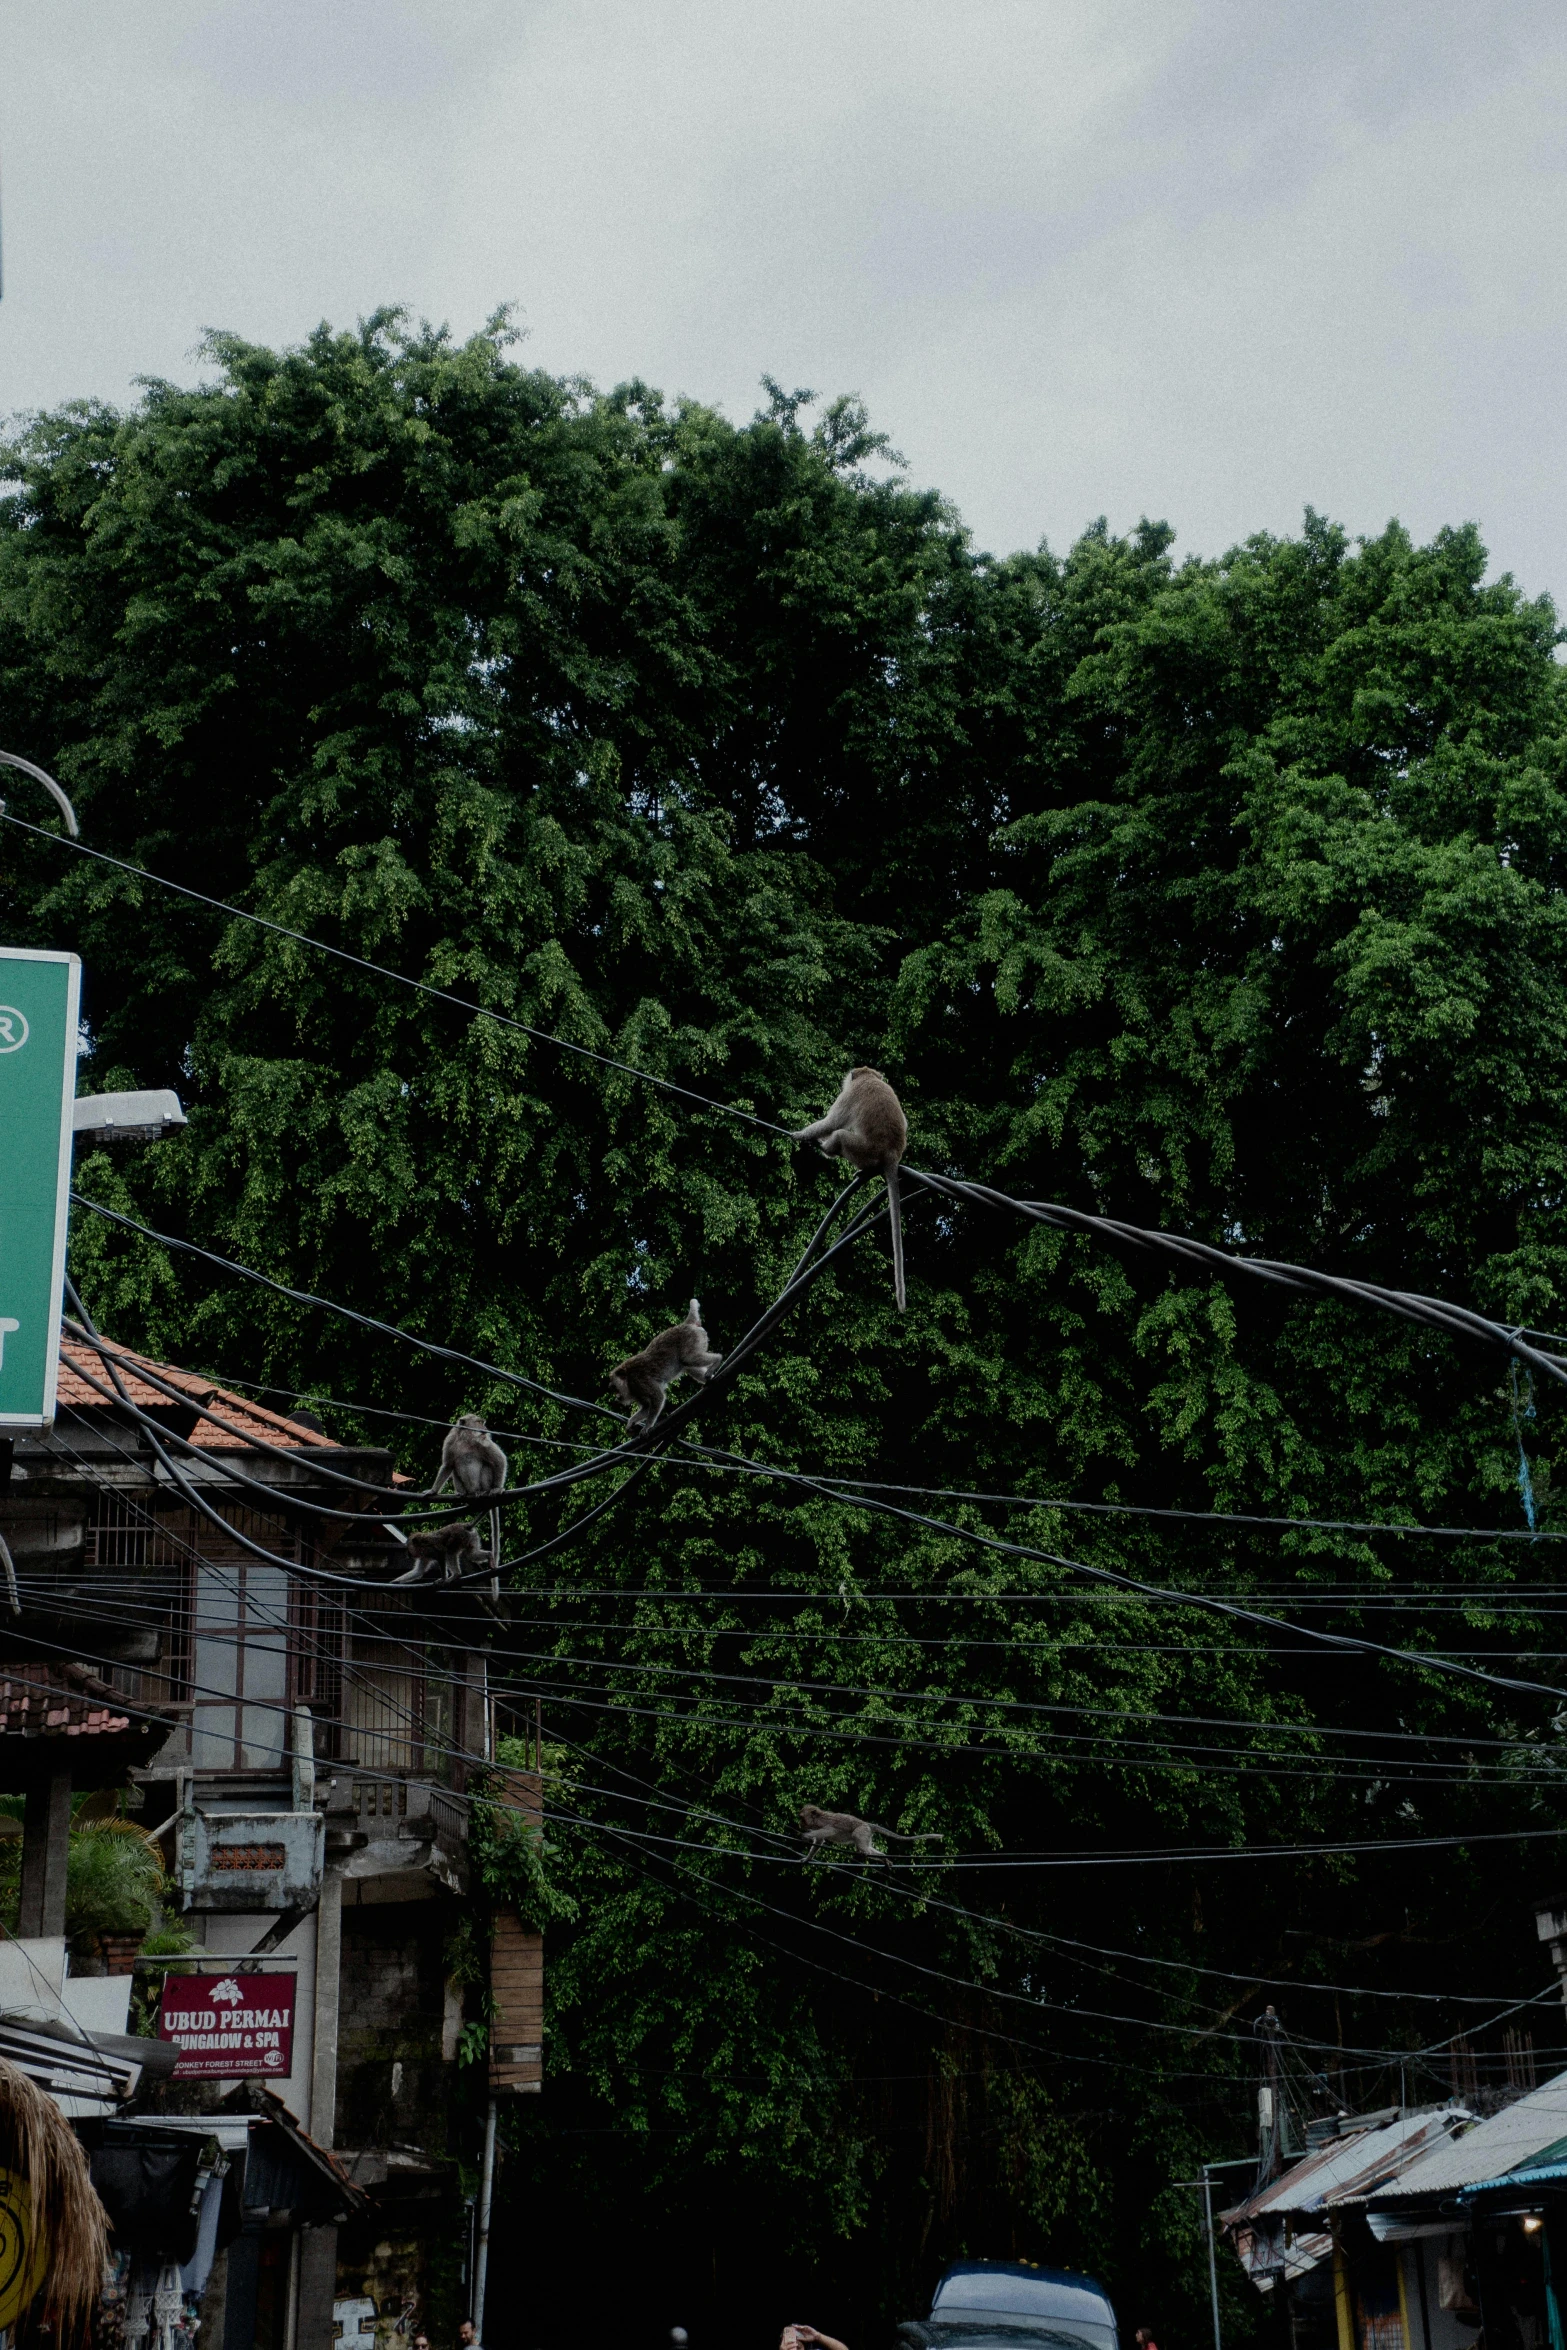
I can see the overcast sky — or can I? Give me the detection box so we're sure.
[5,0,1567,603]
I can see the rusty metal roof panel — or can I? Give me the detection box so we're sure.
[1224,2113,1452,2227]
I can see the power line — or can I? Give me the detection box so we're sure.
[538,1756,1564,2005]
[672,1438,1567,1709]
[134,1354,1567,1556]
[16,805,1565,1398]
[904,1165,1567,1389]
[72,1195,621,1424]
[491,1634,1544,1781]
[1,809,793,1137]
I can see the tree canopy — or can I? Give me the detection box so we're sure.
[5,312,1567,2349]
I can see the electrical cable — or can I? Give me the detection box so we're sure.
[0,808,794,1137]
[547,1801,1559,2063]
[903,1166,1567,1387]
[39,1408,1543,1768]
[671,1437,1567,1707]
[14,805,1563,1398]
[535,1753,1563,2004]
[108,1353,1567,1554]
[72,1195,622,1424]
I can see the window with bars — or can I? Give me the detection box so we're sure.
[85,1496,346,1770]
[84,1493,197,1706]
[339,1597,457,1781]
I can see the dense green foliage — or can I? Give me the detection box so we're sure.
[0,1796,171,1953]
[5,314,1567,2349]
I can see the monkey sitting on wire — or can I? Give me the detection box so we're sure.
[608,1298,723,1436]
[437,1413,508,1496]
[798,1804,942,1865]
[790,1067,909,1309]
[433,1412,508,1586]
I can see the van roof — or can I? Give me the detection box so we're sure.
[936,2263,1114,2308]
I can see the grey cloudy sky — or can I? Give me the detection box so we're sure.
[4,0,1567,599]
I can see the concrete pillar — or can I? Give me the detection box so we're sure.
[310,1868,343,2147]
[296,2226,339,2350]
[18,1769,71,1939]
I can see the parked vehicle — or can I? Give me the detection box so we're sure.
[897,2262,1119,2350]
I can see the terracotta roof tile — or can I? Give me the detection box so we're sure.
[58,1334,335,1451]
[0,1661,133,1739]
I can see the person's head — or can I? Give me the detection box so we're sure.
[413,2334,430,2349]
[460,2328,477,2346]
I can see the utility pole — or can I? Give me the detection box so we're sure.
[1255,2004,1285,2179]
[1536,1901,1567,2014]
[1177,2158,1254,2350]
[472,2096,498,2342]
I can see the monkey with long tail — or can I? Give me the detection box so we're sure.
[791,1067,909,1309]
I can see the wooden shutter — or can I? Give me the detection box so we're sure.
[490,1911,543,2094]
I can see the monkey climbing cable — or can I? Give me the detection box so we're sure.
[62,1183,897,1553]
[59,1185,900,1594]
[450,1184,902,1585]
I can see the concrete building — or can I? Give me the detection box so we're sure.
[0,1326,543,2350]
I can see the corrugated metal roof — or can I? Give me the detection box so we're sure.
[1225,2113,1448,2225]
[1457,2133,1567,2199]
[1351,2074,1567,2203]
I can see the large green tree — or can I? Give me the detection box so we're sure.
[4,314,1567,2350]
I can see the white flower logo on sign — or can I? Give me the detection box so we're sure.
[210,1979,243,2006]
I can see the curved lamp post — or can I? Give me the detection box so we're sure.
[0,750,79,837]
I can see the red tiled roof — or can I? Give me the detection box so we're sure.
[0,1661,133,1739]
[58,1334,336,1453]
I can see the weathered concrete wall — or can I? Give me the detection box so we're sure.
[337,1901,455,2153]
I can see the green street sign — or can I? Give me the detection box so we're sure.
[0,947,80,1428]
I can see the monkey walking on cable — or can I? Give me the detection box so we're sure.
[791,1067,909,1309]
[395,1521,485,1585]
[798,1804,942,1865]
[609,1300,723,1436]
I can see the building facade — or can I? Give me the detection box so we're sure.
[0,1328,541,2350]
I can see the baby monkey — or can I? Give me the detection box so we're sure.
[394,1522,484,1585]
[609,1299,723,1436]
[798,1803,942,1865]
[792,1067,909,1309]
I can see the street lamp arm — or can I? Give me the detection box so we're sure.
[0,751,79,838]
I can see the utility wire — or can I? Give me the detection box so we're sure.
[140,1358,1567,1554]
[536,1754,1563,2004]
[904,1166,1567,1388]
[15,807,1564,1393]
[1,809,793,1136]
[72,1195,621,1425]
[672,1438,1567,1708]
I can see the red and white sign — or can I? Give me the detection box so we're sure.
[157,1970,296,2079]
